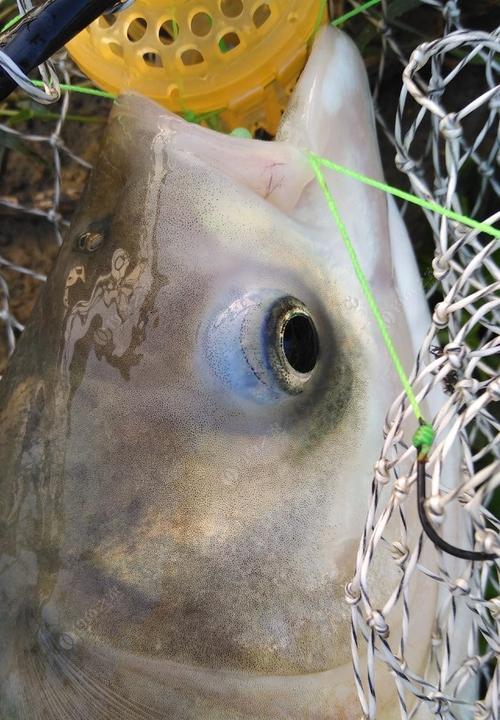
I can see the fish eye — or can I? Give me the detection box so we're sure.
[266,297,320,394]
[203,290,321,403]
[283,315,318,372]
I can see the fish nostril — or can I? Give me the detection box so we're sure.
[76,230,104,253]
[282,313,319,374]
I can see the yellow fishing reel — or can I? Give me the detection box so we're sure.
[67,0,327,135]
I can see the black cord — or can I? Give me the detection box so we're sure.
[417,460,497,562]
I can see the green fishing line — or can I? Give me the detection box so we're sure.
[1,12,21,32]
[311,154,500,240]
[309,153,425,424]
[311,153,437,452]
[332,0,382,27]
[31,79,116,99]
[312,0,328,38]
[413,423,435,459]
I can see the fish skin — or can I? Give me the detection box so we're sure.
[0,26,461,719]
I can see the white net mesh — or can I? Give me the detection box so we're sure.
[0,1,498,718]
[348,2,499,718]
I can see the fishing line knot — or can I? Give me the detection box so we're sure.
[412,422,435,460]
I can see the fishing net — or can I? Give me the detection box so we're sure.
[0,0,498,718]
[347,3,500,718]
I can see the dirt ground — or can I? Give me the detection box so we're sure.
[0,1,498,374]
[0,92,109,371]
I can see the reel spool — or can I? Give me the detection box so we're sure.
[66,0,327,135]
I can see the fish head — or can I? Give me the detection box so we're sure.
[0,26,434,719]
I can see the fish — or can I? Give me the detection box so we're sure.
[0,25,465,720]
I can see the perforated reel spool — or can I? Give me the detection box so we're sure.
[66,0,327,135]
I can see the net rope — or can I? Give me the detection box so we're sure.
[0,0,498,718]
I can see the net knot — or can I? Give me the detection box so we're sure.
[409,46,427,70]
[489,598,500,620]
[458,488,475,507]
[374,458,390,485]
[394,475,411,500]
[487,377,500,401]
[442,1,460,21]
[426,495,444,524]
[379,20,392,38]
[478,160,495,178]
[433,301,449,327]
[46,209,61,224]
[428,691,449,713]
[344,581,361,606]
[367,609,389,638]
[391,541,409,566]
[475,529,500,557]
[431,631,442,647]
[49,132,63,149]
[462,656,481,675]
[433,175,448,199]
[474,702,490,720]
[394,152,418,174]
[456,377,480,398]
[489,93,500,111]
[432,254,450,280]
[450,577,470,595]
[439,113,462,141]
[443,342,467,369]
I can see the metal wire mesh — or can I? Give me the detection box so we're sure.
[0,0,498,718]
[348,1,499,718]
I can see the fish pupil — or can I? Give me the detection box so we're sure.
[282,313,319,374]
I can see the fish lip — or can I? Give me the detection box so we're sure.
[85,636,343,681]
[68,640,355,718]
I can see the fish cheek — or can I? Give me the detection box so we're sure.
[290,330,356,458]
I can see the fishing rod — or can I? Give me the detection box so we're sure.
[0,0,129,102]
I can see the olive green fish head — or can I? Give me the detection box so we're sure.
[0,27,434,720]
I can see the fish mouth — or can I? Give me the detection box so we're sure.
[25,625,359,720]
[82,641,358,720]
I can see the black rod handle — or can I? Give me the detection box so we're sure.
[0,0,117,102]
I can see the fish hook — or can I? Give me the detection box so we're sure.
[413,422,497,562]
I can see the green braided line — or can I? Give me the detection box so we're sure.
[309,153,436,455]
[413,423,435,459]
[311,153,500,240]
